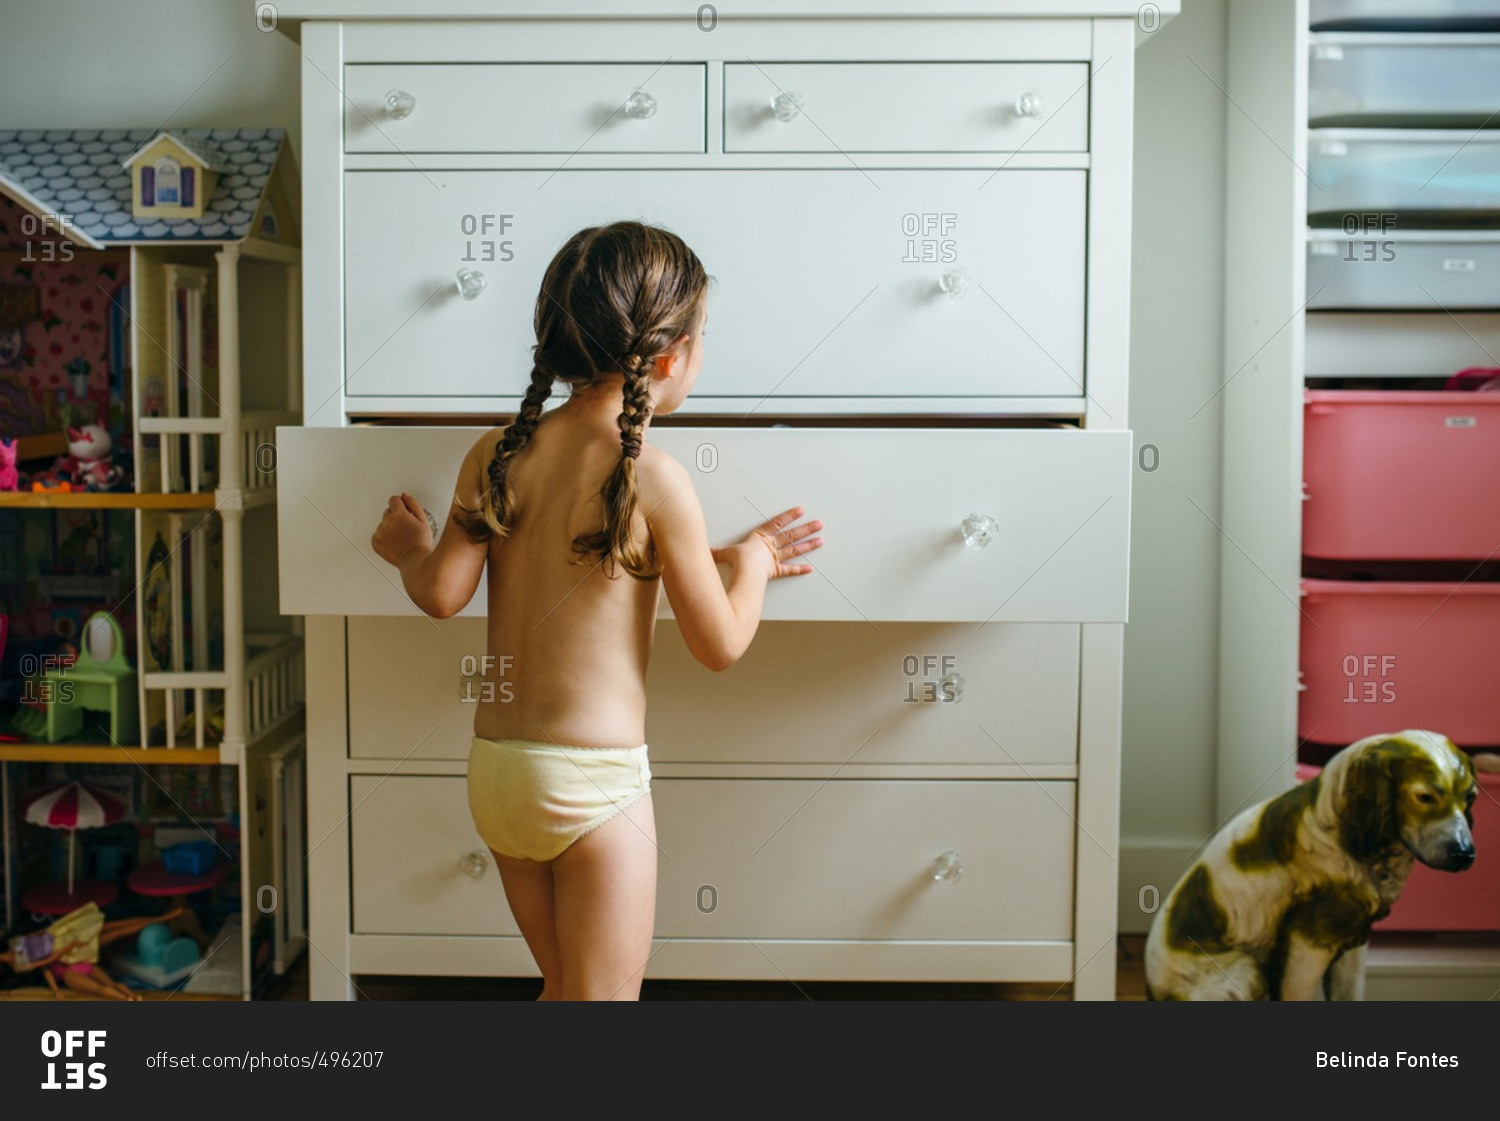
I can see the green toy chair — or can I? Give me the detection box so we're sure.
[13,613,138,744]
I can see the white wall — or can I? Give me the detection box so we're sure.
[1120,0,1229,931]
[0,0,300,156]
[0,0,1234,934]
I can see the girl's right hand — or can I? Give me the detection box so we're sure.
[712,506,823,580]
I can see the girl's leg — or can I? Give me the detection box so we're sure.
[551,794,658,1001]
[492,852,564,999]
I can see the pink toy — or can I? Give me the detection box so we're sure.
[55,422,121,492]
[1444,366,1500,392]
[0,438,18,491]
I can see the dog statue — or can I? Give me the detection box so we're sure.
[1145,730,1478,1000]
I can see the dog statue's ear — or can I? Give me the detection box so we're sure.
[1338,744,1401,860]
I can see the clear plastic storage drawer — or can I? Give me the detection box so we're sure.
[1309,33,1500,126]
[1307,231,1500,308]
[1308,130,1500,227]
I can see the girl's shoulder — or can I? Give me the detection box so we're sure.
[456,426,507,505]
[633,440,694,507]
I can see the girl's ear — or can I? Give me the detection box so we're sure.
[652,332,692,381]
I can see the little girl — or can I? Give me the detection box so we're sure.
[371,221,822,1000]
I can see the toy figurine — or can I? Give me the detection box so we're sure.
[1,902,184,1001]
[0,437,18,491]
[54,422,123,492]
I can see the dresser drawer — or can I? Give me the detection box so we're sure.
[351,775,1076,941]
[351,775,521,936]
[277,426,1130,624]
[343,169,1086,402]
[344,616,1081,764]
[347,616,487,761]
[343,64,706,153]
[723,62,1089,152]
[654,779,1074,940]
[647,621,1081,766]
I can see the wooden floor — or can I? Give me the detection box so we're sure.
[257,937,1151,1001]
[2,939,1150,1002]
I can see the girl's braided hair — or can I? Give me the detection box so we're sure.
[456,221,708,579]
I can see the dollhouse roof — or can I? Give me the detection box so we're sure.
[120,130,232,173]
[0,128,285,248]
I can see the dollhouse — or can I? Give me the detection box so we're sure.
[0,127,305,998]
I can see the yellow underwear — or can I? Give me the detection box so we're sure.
[467,736,652,863]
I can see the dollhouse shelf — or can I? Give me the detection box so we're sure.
[0,987,239,1001]
[0,744,220,765]
[0,492,217,510]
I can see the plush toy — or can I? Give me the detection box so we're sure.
[55,422,122,492]
[0,437,18,491]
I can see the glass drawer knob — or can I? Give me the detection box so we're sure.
[384,89,416,119]
[940,674,963,703]
[939,267,972,299]
[624,89,658,119]
[771,90,804,122]
[459,850,488,880]
[960,513,999,551]
[933,851,963,883]
[1013,90,1045,119]
[456,268,487,301]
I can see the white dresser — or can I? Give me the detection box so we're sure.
[274,1,1167,1000]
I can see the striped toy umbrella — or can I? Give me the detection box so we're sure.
[21,781,127,894]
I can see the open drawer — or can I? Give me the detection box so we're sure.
[276,425,1130,624]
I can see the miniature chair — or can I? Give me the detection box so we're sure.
[12,613,138,743]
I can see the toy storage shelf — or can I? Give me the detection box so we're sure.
[1219,0,1500,998]
[0,745,221,765]
[0,492,218,510]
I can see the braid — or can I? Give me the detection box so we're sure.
[574,359,657,578]
[617,353,652,459]
[457,361,553,539]
[502,219,705,577]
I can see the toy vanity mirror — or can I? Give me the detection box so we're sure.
[84,613,116,664]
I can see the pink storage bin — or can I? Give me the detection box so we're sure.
[1297,763,1500,932]
[1299,578,1500,747]
[1302,390,1500,560]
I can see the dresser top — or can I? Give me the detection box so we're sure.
[271,0,1179,24]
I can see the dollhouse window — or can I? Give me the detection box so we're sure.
[180,168,195,207]
[153,158,181,205]
[140,165,154,205]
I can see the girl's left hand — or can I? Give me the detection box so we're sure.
[372,492,433,567]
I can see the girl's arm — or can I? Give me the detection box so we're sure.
[371,433,493,619]
[642,448,821,671]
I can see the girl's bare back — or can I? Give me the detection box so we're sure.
[470,409,661,749]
